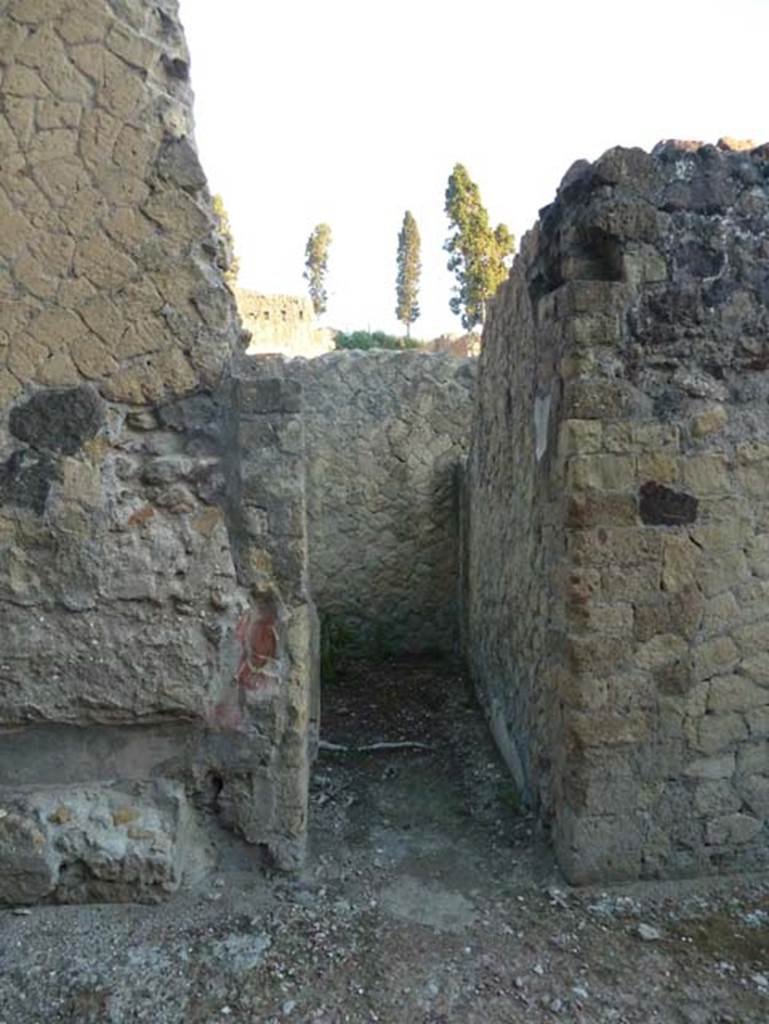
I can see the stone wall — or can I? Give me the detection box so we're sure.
[4,0,769,900]
[468,139,769,883]
[0,0,314,902]
[424,333,481,358]
[236,291,334,358]
[282,351,476,657]
[464,234,565,809]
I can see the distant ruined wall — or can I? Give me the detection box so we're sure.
[468,139,769,883]
[284,351,476,656]
[237,291,334,358]
[424,333,481,358]
[0,0,313,903]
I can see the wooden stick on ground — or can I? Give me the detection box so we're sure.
[318,740,432,753]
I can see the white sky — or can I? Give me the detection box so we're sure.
[178,0,768,340]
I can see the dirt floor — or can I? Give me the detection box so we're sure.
[1,658,768,1023]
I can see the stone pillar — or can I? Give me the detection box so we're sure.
[220,358,318,868]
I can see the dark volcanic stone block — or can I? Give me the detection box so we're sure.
[0,449,56,514]
[9,387,103,455]
[639,481,698,526]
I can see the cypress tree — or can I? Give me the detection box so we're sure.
[303,223,332,316]
[395,210,421,338]
[444,164,514,330]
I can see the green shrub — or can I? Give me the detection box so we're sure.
[334,330,420,351]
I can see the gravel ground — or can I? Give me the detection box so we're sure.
[1,657,768,1023]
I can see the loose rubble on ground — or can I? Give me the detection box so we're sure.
[1,659,766,1023]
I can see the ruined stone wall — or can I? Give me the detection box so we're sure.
[236,291,334,358]
[283,351,476,656]
[464,234,565,808]
[468,139,769,883]
[423,333,481,358]
[0,0,313,902]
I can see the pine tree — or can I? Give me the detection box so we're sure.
[211,193,239,286]
[444,164,514,330]
[395,210,421,338]
[304,223,332,316]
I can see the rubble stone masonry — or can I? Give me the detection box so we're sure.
[0,0,314,902]
[268,350,476,657]
[468,140,769,882]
